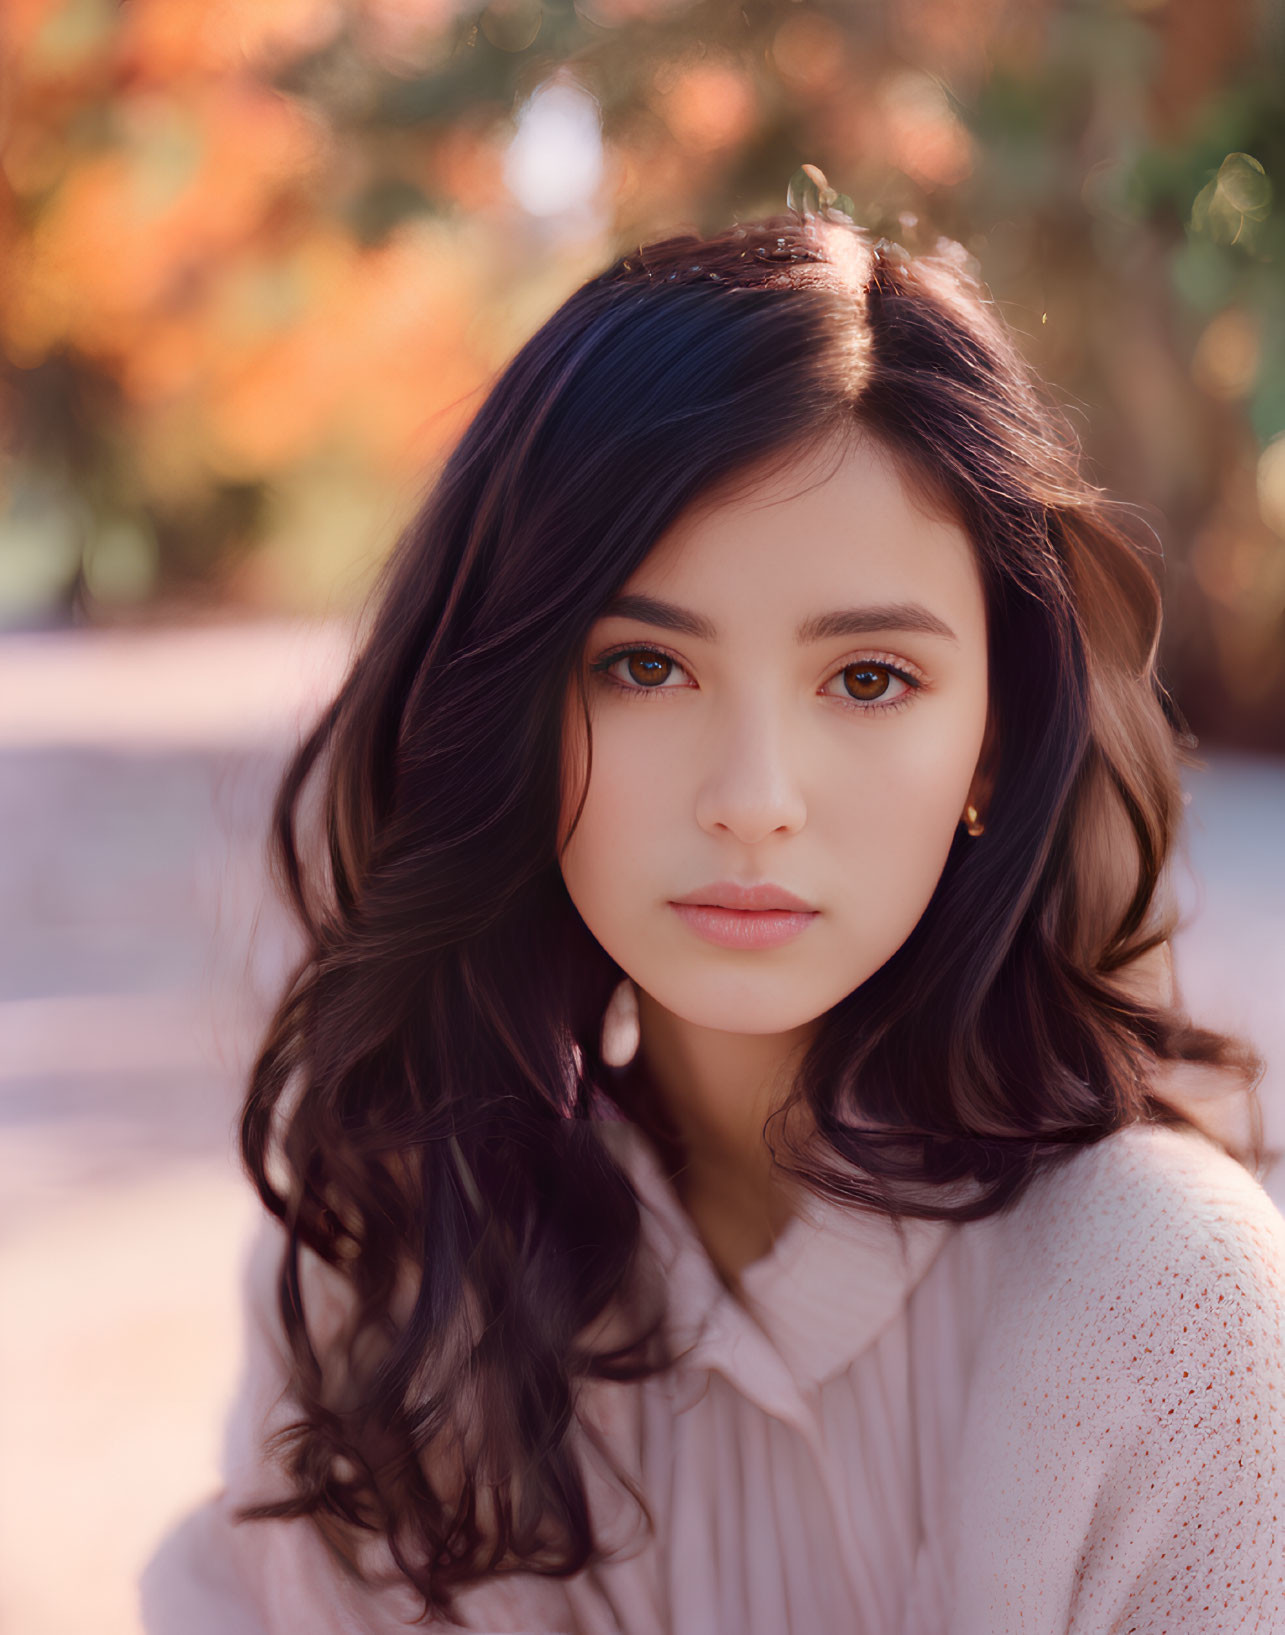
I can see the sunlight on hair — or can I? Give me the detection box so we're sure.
[810,217,877,400]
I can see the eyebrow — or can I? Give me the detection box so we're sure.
[600,592,958,645]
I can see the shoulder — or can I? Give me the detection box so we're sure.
[969,1119,1285,1439]
[993,1119,1285,1311]
[946,1123,1285,1627]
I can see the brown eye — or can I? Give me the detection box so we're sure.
[625,652,673,687]
[841,663,892,701]
[592,645,691,695]
[821,659,916,708]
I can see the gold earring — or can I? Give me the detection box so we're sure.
[964,804,985,837]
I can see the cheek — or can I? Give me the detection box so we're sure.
[557,707,664,947]
[818,708,983,937]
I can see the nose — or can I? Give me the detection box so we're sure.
[693,692,808,845]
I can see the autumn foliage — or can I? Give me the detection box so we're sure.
[1,0,1282,744]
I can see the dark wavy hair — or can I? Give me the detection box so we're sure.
[237,209,1261,1617]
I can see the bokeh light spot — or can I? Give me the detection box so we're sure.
[1192,308,1260,401]
[1258,435,1285,540]
[503,77,604,218]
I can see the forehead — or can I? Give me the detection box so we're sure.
[622,434,984,636]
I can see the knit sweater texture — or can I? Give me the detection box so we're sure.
[141,1118,1285,1633]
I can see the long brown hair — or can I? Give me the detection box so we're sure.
[237,209,1260,1616]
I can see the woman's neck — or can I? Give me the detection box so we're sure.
[631,989,814,1288]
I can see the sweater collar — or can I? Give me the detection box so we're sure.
[599,1119,953,1411]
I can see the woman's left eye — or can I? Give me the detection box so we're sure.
[820,661,918,708]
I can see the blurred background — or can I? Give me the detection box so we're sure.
[1,0,1282,1630]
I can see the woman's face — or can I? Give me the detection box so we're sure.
[559,433,992,1039]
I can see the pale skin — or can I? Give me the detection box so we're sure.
[559,431,996,1288]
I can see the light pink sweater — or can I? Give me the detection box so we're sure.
[142,1119,1285,1633]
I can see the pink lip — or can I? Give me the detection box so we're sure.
[672,881,817,912]
[669,881,820,951]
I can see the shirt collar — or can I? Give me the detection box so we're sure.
[598,1117,953,1409]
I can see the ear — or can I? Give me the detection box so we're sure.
[964,708,1000,823]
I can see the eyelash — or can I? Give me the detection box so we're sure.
[589,644,925,713]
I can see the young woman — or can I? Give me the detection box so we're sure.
[143,200,1285,1633]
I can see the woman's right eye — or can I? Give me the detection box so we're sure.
[593,647,693,695]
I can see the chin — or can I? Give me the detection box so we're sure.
[639,972,851,1038]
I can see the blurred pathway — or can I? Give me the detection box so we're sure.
[0,621,1282,1635]
[0,621,352,1635]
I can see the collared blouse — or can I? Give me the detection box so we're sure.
[142,1117,1285,1633]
